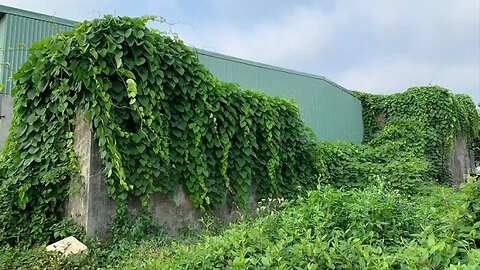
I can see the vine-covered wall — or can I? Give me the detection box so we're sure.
[357,86,480,183]
[315,87,479,196]
[0,16,319,245]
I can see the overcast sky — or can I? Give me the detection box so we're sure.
[2,0,479,103]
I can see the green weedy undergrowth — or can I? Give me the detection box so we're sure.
[0,15,318,246]
[317,140,429,194]
[112,179,480,270]
[1,180,478,269]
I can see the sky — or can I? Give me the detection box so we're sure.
[2,0,479,103]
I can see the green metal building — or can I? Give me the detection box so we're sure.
[0,4,363,147]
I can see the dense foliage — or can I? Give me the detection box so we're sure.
[2,179,478,269]
[122,179,480,270]
[0,15,318,246]
[316,87,479,194]
[317,139,429,194]
[356,87,480,183]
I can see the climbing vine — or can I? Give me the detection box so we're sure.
[0,16,318,245]
[356,86,480,183]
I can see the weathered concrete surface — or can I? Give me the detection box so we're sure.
[0,94,13,149]
[128,183,202,234]
[46,236,88,256]
[65,112,116,238]
[468,150,475,172]
[69,112,258,238]
[212,184,258,223]
[448,134,474,185]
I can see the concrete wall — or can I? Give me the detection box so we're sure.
[66,112,257,238]
[448,134,475,185]
[0,93,13,149]
[65,112,117,237]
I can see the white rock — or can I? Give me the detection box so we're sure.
[46,236,88,256]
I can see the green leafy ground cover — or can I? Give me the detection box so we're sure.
[124,180,480,270]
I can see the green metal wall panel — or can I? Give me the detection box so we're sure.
[197,50,364,143]
[0,11,73,94]
[0,5,364,143]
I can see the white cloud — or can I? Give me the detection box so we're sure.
[338,59,480,98]
[177,5,335,67]
[183,0,479,101]
[330,0,480,101]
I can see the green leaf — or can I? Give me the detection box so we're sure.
[135,57,146,66]
[76,32,86,46]
[89,48,98,59]
[134,29,145,39]
[27,114,39,124]
[126,78,137,98]
[427,234,436,247]
[137,144,146,154]
[123,70,136,79]
[123,28,133,38]
[115,55,122,68]
[261,256,272,267]
[27,90,36,100]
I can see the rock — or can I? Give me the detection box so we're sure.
[46,236,88,256]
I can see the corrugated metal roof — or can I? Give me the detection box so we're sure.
[196,49,356,98]
[0,5,354,97]
[0,12,73,93]
[196,50,363,142]
[0,4,76,26]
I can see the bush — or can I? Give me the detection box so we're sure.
[1,181,477,269]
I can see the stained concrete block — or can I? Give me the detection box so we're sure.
[468,150,475,174]
[65,112,116,238]
[448,134,474,185]
[127,183,202,234]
